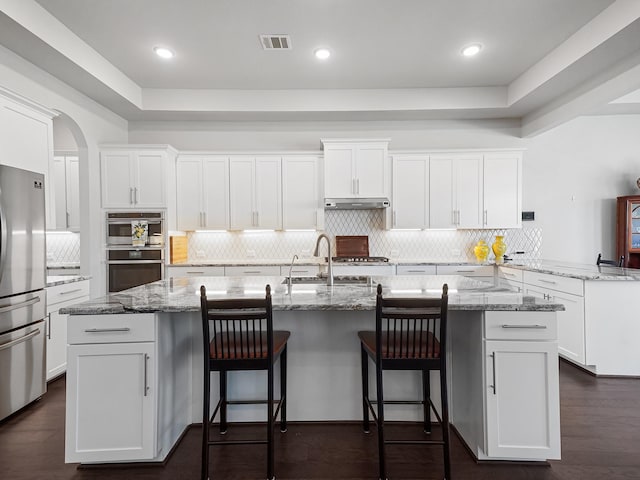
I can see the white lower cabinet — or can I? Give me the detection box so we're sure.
[224,265,281,276]
[166,265,225,279]
[450,310,560,461]
[483,312,560,459]
[331,264,395,276]
[523,271,586,365]
[45,280,90,381]
[396,265,437,275]
[65,313,192,464]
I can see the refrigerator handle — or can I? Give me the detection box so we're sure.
[0,198,6,285]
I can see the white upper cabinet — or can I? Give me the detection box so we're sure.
[229,156,282,230]
[176,155,229,230]
[322,139,388,198]
[391,154,429,229]
[483,152,522,229]
[430,153,483,229]
[101,147,173,209]
[52,155,80,231]
[282,155,321,229]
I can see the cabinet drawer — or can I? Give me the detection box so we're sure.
[225,265,281,276]
[523,271,583,296]
[167,266,225,278]
[68,314,155,344]
[396,265,437,275]
[332,264,395,276]
[437,265,495,277]
[484,311,557,341]
[279,265,319,277]
[497,267,523,283]
[47,281,90,309]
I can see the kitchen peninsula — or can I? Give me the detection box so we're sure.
[62,275,563,465]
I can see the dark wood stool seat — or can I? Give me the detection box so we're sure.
[200,285,289,480]
[596,253,624,267]
[359,284,451,480]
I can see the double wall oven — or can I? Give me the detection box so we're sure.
[106,212,165,292]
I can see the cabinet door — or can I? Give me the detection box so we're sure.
[202,156,230,230]
[355,144,386,197]
[455,155,483,228]
[46,310,68,381]
[324,145,356,198]
[484,153,521,228]
[282,156,319,229]
[134,151,166,207]
[65,156,80,230]
[254,156,282,229]
[392,156,428,228]
[550,290,586,365]
[101,151,134,208]
[176,156,204,230]
[65,342,156,462]
[229,156,255,230]
[484,340,560,459]
[429,155,455,228]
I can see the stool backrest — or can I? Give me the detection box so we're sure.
[200,285,274,361]
[375,283,449,361]
[596,253,624,267]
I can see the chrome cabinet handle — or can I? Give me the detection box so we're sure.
[243,271,262,274]
[203,212,207,226]
[393,210,397,227]
[187,271,205,275]
[490,352,496,395]
[47,313,51,340]
[84,327,131,333]
[143,354,149,396]
[539,279,557,285]
[484,209,488,225]
[357,178,360,194]
[0,329,40,351]
[256,211,259,226]
[502,272,517,277]
[456,269,475,273]
[59,288,82,296]
[134,187,138,204]
[501,324,547,329]
[130,187,133,205]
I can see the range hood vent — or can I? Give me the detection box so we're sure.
[324,198,390,210]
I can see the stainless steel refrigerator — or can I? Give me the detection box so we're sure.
[0,164,47,421]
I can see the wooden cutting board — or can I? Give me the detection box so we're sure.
[170,236,188,264]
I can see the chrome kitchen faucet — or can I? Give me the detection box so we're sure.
[313,233,333,286]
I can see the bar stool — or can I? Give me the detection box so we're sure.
[596,253,624,267]
[200,284,289,480]
[358,284,451,480]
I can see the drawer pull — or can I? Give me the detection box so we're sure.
[501,324,547,329]
[291,270,309,274]
[243,271,262,274]
[84,327,132,333]
[59,288,82,296]
[503,272,517,277]
[187,271,205,275]
[407,270,426,273]
[538,279,557,285]
[143,354,149,397]
[456,270,475,273]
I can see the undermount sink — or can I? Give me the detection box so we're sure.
[282,276,370,285]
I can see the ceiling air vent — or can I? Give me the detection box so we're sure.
[260,34,292,50]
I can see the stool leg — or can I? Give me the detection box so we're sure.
[440,366,451,480]
[361,344,370,433]
[267,359,275,480]
[376,361,386,480]
[219,370,227,434]
[280,345,288,433]
[422,369,432,434]
[202,368,210,480]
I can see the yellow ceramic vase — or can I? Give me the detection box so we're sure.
[473,240,490,263]
[492,235,507,264]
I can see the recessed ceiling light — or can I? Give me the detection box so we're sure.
[154,46,174,59]
[461,43,482,57]
[314,48,331,60]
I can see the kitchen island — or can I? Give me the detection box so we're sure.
[62,275,564,465]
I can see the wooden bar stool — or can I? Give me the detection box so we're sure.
[200,284,290,480]
[596,253,624,267]
[358,283,451,480]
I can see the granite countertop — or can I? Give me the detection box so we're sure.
[500,260,640,281]
[60,274,563,315]
[46,275,91,287]
[47,263,81,269]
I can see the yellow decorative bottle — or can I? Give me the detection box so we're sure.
[492,235,507,264]
[473,240,490,263]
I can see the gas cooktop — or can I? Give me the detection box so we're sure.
[332,256,389,263]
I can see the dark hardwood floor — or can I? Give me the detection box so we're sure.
[1,360,639,479]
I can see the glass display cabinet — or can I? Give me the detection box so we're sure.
[616,195,640,268]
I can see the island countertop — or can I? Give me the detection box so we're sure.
[60,274,563,315]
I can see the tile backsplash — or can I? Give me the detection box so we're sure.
[46,232,81,265]
[186,210,541,262]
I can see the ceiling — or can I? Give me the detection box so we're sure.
[1,0,640,135]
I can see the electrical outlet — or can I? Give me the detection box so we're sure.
[246,249,256,258]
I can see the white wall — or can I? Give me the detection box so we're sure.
[0,45,128,296]
[131,114,640,265]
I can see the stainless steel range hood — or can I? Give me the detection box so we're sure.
[324,198,390,210]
